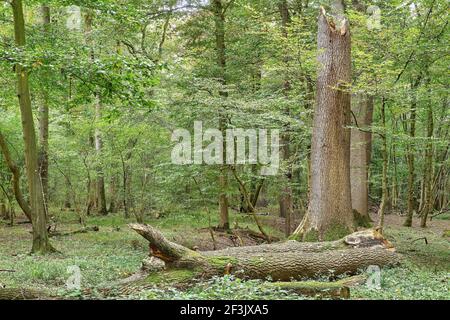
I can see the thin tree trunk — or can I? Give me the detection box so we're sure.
[84,11,107,216]
[421,86,434,228]
[109,175,118,213]
[121,155,129,218]
[378,98,388,232]
[350,94,374,227]
[278,0,294,237]
[213,0,230,230]
[391,140,399,211]
[64,176,72,209]
[404,79,420,227]
[239,166,264,213]
[11,0,53,253]
[82,155,93,216]
[293,5,353,241]
[0,184,13,223]
[94,98,107,215]
[1,200,8,221]
[38,5,50,218]
[121,138,137,219]
[418,178,426,214]
[0,130,32,221]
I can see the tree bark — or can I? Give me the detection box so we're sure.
[11,0,53,253]
[0,202,8,220]
[404,78,420,227]
[94,98,107,216]
[213,0,230,230]
[84,10,107,216]
[377,98,388,232]
[262,274,368,299]
[82,153,94,216]
[293,6,353,241]
[38,5,50,219]
[0,288,50,300]
[278,0,294,237]
[391,140,399,211]
[350,95,374,227]
[130,224,399,282]
[0,130,32,221]
[109,175,118,213]
[421,86,434,228]
[121,138,137,219]
[239,166,263,213]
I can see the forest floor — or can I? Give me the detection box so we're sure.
[0,209,449,300]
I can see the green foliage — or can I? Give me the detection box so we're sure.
[1,0,448,222]
[142,275,307,300]
[1,210,449,300]
[353,263,450,300]
[0,0,448,301]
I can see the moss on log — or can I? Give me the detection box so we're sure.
[0,288,50,300]
[262,274,368,299]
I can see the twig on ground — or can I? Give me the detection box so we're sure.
[412,237,428,245]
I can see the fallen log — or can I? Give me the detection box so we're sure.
[129,224,399,282]
[267,282,350,299]
[262,274,368,299]
[48,226,99,238]
[0,288,50,300]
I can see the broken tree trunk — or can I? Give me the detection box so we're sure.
[129,224,399,282]
[293,6,353,241]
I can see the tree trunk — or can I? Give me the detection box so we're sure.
[0,186,11,222]
[11,0,53,254]
[378,98,388,232]
[84,11,107,216]
[38,5,50,219]
[0,130,32,221]
[391,140,399,211]
[213,0,230,230]
[82,154,94,216]
[404,78,420,227]
[63,168,72,209]
[130,224,398,282]
[421,89,434,228]
[293,5,353,241]
[109,175,118,213]
[122,156,129,218]
[94,98,107,216]
[278,0,294,237]
[1,202,8,220]
[121,138,137,219]
[350,95,374,227]
[239,167,264,213]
